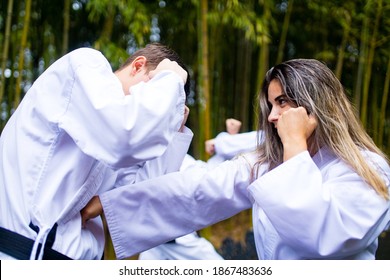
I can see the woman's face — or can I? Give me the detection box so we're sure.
[267,79,296,129]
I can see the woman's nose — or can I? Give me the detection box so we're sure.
[268,108,279,123]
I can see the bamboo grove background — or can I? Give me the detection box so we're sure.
[1,0,390,259]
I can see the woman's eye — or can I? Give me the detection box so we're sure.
[278,98,287,105]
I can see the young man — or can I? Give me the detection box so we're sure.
[0,43,192,260]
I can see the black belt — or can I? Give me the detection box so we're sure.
[0,224,72,260]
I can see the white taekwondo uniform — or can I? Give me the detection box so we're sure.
[0,48,192,260]
[100,147,390,260]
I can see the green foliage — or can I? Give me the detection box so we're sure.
[208,0,257,42]
[86,0,114,19]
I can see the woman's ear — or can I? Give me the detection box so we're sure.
[131,56,147,75]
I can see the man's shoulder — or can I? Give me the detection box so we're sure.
[66,48,110,70]
[68,47,104,60]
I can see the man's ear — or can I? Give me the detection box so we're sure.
[131,56,147,75]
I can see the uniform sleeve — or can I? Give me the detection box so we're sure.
[100,155,254,259]
[248,151,390,259]
[133,127,193,182]
[214,131,259,160]
[114,127,193,186]
[59,49,186,168]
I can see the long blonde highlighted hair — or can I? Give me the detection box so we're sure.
[254,59,389,200]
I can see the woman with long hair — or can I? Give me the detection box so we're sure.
[82,59,390,260]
